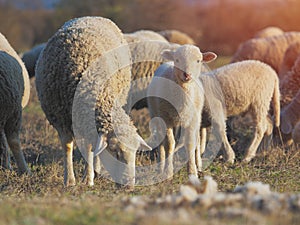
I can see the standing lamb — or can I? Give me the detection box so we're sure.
[0,32,30,174]
[147,44,217,178]
[158,29,195,45]
[35,16,151,187]
[21,43,46,78]
[231,32,300,73]
[200,60,280,162]
[254,26,284,39]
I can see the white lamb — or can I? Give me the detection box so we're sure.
[200,60,280,162]
[35,16,151,187]
[147,44,217,178]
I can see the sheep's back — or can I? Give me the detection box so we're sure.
[35,16,130,133]
[206,60,278,116]
[0,33,30,108]
[231,32,300,73]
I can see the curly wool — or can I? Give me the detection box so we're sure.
[36,16,131,136]
[124,30,172,110]
[0,33,30,108]
[0,49,29,173]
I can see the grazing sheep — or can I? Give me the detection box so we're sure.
[35,16,151,187]
[279,55,300,108]
[278,42,300,79]
[280,89,300,145]
[124,30,173,110]
[200,60,280,162]
[147,44,217,178]
[254,26,284,39]
[21,43,46,78]
[0,38,30,174]
[158,29,195,45]
[231,32,300,73]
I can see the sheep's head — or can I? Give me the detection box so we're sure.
[94,126,151,188]
[162,44,217,83]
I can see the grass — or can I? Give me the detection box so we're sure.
[0,57,299,225]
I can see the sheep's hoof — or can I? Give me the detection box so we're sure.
[64,180,76,187]
[242,157,253,164]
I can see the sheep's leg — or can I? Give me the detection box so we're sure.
[195,130,202,172]
[60,133,76,186]
[243,120,265,162]
[200,127,207,155]
[122,150,136,189]
[0,131,11,170]
[214,119,235,163]
[164,127,175,179]
[5,112,29,174]
[83,143,94,186]
[184,128,198,176]
[94,155,101,176]
[158,144,166,174]
[6,132,29,174]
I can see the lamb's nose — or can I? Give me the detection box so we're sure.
[183,72,191,81]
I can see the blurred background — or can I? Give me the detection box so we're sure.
[1,0,300,55]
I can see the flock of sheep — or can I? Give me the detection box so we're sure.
[0,16,299,188]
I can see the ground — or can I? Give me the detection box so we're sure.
[0,56,299,225]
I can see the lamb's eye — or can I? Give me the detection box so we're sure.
[197,59,200,63]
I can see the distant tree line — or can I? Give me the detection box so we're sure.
[1,0,300,55]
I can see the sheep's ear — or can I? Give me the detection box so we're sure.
[281,121,292,134]
[202,52,217,63]
[94,134,108,156]
[161,49,175,61]
[137,134,152,151]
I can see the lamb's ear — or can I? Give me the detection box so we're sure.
[94,134,108,157]
[161,49,175,61]
[202,52,217,63]
[137,134,152,151]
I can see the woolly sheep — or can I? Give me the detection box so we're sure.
[35,16,151,187]
[280,89,300,144]
[254,26,284,39]
[147,44,217,178]
[21,43,46,78]
[279,54,300,108]
[0,33,30,174]
[278,42,300,79]
[231,32,300,73]
[124,30,173,110]
[200,60,280,162]
[158,29,195,45]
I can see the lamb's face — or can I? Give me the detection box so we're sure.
[162,44,217,83]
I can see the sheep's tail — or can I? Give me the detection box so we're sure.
[272,76,280,127]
